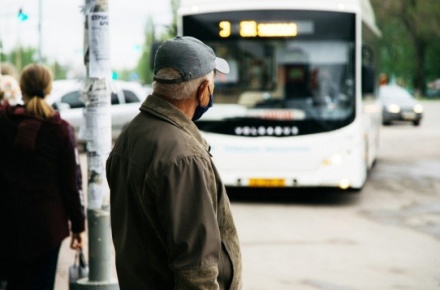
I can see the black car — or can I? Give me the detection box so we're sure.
[379,85,423,126]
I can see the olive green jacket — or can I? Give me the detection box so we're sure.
[106,95,242,290]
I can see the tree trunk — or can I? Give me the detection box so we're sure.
[413,39,426,96]
[400,0,426,96]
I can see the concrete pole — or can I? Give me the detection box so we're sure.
[76,0,118,289]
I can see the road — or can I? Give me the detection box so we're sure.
[230,100,440,290]
[55,101,440,290]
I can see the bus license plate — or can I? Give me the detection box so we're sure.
[249,178,286,187]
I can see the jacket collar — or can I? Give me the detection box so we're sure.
[3,104,62,124]
[140,95,209,151]
[0,104,63,152]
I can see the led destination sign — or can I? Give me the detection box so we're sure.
[219,20,311,38]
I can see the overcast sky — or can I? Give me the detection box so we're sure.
[0,0,172,70]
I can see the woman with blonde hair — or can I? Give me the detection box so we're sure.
[0,63,85,290]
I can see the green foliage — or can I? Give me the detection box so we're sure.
[425,42,440,82]
[371,0,440,94]
[1,47,68,80]
[135,17,155,85]
[378,18,415,87]
[50,61,68,80]
[134,5,179,85]
[5,46,37,72]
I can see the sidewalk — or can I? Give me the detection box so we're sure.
[55,237,88,290]
[54,153,117,290]
[54,233,117,290]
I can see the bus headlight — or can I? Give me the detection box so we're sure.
[324,153,343,166]
[386,104,400,113]
[323,151,350,166]
[338,178,351,189]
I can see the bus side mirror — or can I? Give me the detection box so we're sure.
[362,65,375,94]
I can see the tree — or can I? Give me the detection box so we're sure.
[50,61,68,80]
[135,1,179,85]
[5,46,37,72]
[425,41,440,83]
[136,17,155,85]
[371,0,440,95]
[378,17,414,86]
[1,47,67,79]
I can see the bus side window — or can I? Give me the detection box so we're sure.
[362,44,375,96]
[362,66,375,94]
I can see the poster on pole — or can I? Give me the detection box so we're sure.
[88,12,110,78]
[78,105,111,143]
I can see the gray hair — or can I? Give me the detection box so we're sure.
[153,68,214,100]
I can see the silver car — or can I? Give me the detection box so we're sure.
[379,84,423,126]
[47,79,151,141]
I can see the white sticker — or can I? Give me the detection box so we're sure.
[78,106,111,141]
[88,12,110,78]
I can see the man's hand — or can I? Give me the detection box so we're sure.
[70,232,84,250]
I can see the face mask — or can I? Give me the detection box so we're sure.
[192,86,213,121]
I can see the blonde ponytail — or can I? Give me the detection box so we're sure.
[20,63,55,119]
[25,96,55,119]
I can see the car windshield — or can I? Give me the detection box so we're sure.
[380,86,413,103]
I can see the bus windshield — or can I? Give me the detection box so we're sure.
[183,10,356,136]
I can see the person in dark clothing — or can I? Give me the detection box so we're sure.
[106,36,242,290]
[0,63,85,290]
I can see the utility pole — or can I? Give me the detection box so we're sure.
[16,8,28,70]
[77,0,118,289]
[38,0,42,63]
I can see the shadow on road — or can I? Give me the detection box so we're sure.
[227,187,361,207]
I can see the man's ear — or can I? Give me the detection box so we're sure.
[197,80,210,102]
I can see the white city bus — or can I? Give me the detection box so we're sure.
[178,0,382,190]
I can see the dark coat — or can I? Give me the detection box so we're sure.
[0,104,85,259]
[106,95,242,290]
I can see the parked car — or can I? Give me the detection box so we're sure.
[47,79,151,141]
[379,84,423,126]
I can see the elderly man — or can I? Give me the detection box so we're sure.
[106,36,242,290]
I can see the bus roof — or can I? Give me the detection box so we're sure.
[179,0,381,37]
